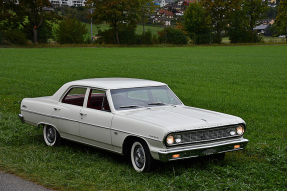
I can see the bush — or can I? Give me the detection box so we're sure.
[0,30,3,45]
[137,31,153,44]
[37,22,54,43]
[3,29,27,45]
[55,17,88,44]
[22,21,54,43]
[158,27,188,44]
[97,27,137,44]
[195,31,212,44]
[229,29,262,43]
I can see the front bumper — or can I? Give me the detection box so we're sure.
[18,114,25,123]
[158,138,249,162]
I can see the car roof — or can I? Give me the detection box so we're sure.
[51,78,166,101]
[67,78,166,89]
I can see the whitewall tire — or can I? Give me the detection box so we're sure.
[43,125,60,146]
[131,140,154,172]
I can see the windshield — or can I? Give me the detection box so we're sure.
[111,86,182,110]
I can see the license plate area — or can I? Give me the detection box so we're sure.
[201,148,216,156]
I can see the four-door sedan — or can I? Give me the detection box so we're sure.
[19,78,248,172]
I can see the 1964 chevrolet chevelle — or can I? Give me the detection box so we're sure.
[19,78,248,172]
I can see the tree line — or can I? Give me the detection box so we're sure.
[183,0,286,44]
[0,0,286,45]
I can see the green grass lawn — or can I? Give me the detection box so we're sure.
[0,45,286,190]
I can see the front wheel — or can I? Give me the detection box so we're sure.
[43,125,61,146]
[130,140,154,172]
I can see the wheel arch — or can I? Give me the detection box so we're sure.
[122,136,151,157]
[37,122,60,136]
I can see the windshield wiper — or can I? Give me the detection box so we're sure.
[148,102,166,106]
[119,105,144,109]
[148,102,177,107]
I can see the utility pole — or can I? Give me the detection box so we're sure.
[89,8,93,41]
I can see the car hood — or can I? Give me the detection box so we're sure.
[121,106,244,132]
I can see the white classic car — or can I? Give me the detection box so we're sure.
[19,78,248,172]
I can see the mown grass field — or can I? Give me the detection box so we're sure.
[0,45,286,190]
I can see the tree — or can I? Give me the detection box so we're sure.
[158,27,188,44]
[18,0,52,44]
[243,0,268,42]
[55,17,88,44]
[226,0,249,43]
[266,7,278,19]
[137,0,157,36]
[55,6,90,23]
[86,0,140,44]
[226,0,267,43]
[201,0,228,43]
[274,0,287,41]
[0,0,58,44]
[0,0,26,31]
[183,2,211,44]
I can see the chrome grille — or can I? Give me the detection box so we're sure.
[181,126,234,143]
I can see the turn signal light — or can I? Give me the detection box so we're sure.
[234,145,240,149]
[172,154,180,159]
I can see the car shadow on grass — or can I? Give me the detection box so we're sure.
[59,138,228,174]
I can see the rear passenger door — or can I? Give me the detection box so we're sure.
[52,87,87,141]
[79,89,114,150]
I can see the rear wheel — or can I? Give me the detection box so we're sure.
[43,125,61,146]
[130,140,154,172]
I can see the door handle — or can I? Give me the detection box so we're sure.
[54,108,61,111]
[80,113,87,116]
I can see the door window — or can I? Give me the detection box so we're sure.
[62,87,87,106]
[87,89,110,112]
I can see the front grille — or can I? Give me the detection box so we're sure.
[181,126,236,144]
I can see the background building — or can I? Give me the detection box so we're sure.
[49,0,87,7]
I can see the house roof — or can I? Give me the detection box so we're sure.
[253,24,269,30]
[158,9,174,17]
[183,0,197,5]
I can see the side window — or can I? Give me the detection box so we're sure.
[87,89,110,112]
[62,87,87,106]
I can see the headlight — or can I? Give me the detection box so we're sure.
[166,135,174,145]
[236,126,244,135]
[230,128,236,136]
[174,134,182,143]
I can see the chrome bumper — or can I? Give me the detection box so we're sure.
[18,114,25,123]
[158,138,249,162]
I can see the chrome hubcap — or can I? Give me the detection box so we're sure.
[134,145,145,169]
[46,127,55,143]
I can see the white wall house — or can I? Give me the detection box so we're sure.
[49,0,87,7]
[160,0,167,7]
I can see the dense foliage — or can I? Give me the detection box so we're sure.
[97,27,137,44]
[158,27,188,44]
[201,0,228,43]
[2,29,28,45]
[274,0,287,41]
[55,17,87,44]
[183,2,211,44]
[0,0,57,44]
[183,0,268,44]
[0,0,285,45]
